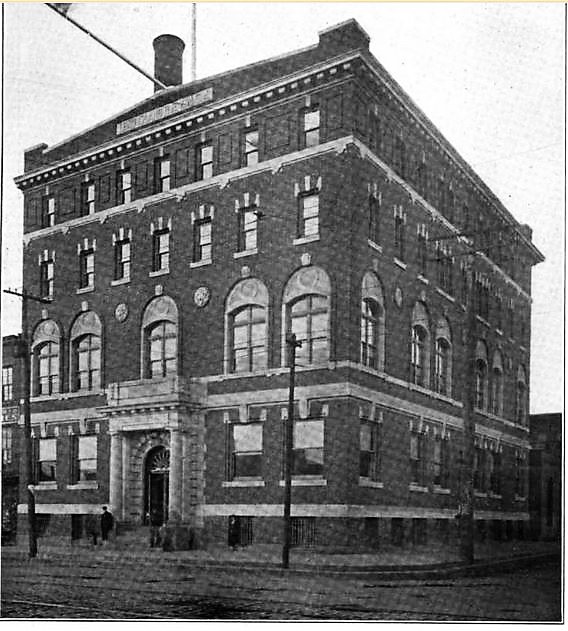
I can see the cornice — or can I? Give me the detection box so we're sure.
[23,134,532,302]
[14,51,361,189]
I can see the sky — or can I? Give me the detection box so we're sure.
[1,2,564,414]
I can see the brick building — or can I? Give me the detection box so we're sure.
[529,413,561,541]
[2,335,23,544]
[14,20,543,549]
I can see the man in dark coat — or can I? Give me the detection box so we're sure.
[228,515,239,551]
[100,506,114,544]
[149,508,162,548]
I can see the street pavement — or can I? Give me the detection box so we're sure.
[1,543,561,620]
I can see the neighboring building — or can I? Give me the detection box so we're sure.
[529,413,561,541]
[2,335,22,544]
[14,20,543,549]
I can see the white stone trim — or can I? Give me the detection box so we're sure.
[200,503,530,520]
[18,503,105,514]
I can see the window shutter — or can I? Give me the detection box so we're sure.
[136,162,148,194]
[175,148,190,181]
[59,186,76,216]
[325,93,343,132]
[31,437,39,484]
[218,133,232,166]
[98,174,111,204]
[265,113,290,150]
[69,435,78,483]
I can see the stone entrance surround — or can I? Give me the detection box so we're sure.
[102,375,206,529]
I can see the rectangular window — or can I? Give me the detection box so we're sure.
[360,421,379,479]
[410,432,425,486]
[298,192,319,238]
[238,206,258,252]
[80,182,96,216]
[2,426,13,465]
[117,169,132,205]
[243,129,259,167]
[302,108,320,148]
[40,259,54,299]
[433,437,449,488]
[293,419,324,476]
[154,157,171,193]
[231,423,263,478]
[368,195,380,245]
[196,143,213,180]
[71,435,98,483]
[515,451,526,497]
[489,451,501,495]
[41,196,55,228]
[417,233,428,276]
[2,366,13,402]
[152,229,170,272]
[193,217,212,263]
[394,213,405,262]
[437,246,453,294]
[114,238,131,281]
[473,446,486,493]
[79,249,95,289]
[38,438,57,483]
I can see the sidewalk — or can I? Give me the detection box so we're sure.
[3,538,560,578]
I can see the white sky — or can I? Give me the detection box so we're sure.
[1,2,564,414]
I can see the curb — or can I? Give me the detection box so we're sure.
[2,546,559,580]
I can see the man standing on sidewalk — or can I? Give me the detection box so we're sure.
[100,506,114,545]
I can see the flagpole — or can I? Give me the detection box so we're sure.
[45,3,167,90]
[191,2,197,82]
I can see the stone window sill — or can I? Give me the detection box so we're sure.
[233,248,258,259]
[367,239,382,253]
[435,287,455,303]
[474,491,488,498]
[66,481,98,490]
[293,234,319,246]
[149,268,169,278]
[76,286,94,295]
[514,495,527,502]
[489,493,503,500]
[190,259,212,269]
[417,274,429,285]
[394,258,407,270]
[359,478,384,488]
[31,390,104,403]
[476,315,491,328]
[279,478,327,487]
[496,328,504,336]
[409,483,428,493]
[433,486,451,495]
[33,482,57,491]
[111,277,130,287]
[222,479,265,488]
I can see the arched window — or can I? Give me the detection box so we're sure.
[410,302,430,387]
[31,319,61,396]
[516,365,528,426]
[491,351,504,416]
[141,296,178,379]
[70,311,102,392]
[360,271,385,371]
[282,266,330,367]
[225,278,269,374]
[434,317,452,396]
[474,340,489,410]
[147,321,177,378]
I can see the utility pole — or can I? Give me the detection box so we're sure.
[282,333,301,569]
[460,254,477,564]
[4,289,51,559]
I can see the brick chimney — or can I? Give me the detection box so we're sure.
[153,34,185,93]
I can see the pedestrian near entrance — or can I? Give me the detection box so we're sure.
[228,515,239,551]
[100,506,114,544]
[148,508,162,548]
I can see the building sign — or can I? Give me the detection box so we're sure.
[116,87,213,135]
[2,406,19,424]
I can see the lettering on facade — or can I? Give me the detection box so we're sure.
[116,88,214,135]
[2,407,19,424]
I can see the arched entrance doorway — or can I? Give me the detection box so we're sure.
[144,446,169,525]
